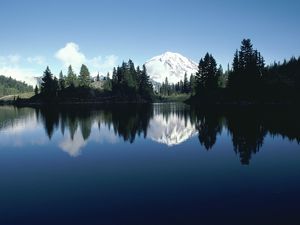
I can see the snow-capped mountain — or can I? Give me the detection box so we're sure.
[147,112,197,146]
[145,52,198,84]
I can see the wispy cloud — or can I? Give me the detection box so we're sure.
[0,54,21,66]
[27,56,46,65]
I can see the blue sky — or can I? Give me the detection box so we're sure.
[0,0,299,84]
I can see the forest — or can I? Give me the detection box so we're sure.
[30,60,154,103]
[5,38,300,105]
[0,75,33,97]
[188,39,300,104]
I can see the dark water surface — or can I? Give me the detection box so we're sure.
[0,103,299,225]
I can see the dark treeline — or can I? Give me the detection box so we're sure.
[0,75,33,97]
[111,60,154,101]
[2,105,295,165]
[31,60,154,103]
[159,73,195,96]
[189,38,300,104]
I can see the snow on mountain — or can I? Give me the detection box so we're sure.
[147,112,197,146]
[145,52,198,84]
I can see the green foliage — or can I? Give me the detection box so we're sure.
[0,75,33,97]
[159,73,197,97]
[59,70,66,90]
[189,74,196,94]
[183,73,189,93]
[66,65,77,87]
[79,64,91,87]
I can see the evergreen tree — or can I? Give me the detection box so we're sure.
[79,64,91,87]
[66,65,77,87]
[189,74,196,94]
[195,53,218,95]
[34,85,39,95]
[53,77,59,96]
[41,66,54,96]
[58,70,65,90]
[96,73,100,81]
[139,65,153,100]
[217,65,225,87]
[40,66,59,98]
[228,39,264,99]
[183,72,189,93]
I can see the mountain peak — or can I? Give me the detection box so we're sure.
[145,52,198,84]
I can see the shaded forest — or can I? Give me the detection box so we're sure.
[0,75,33,97]
[189,39,300,104]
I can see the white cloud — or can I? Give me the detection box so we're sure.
[55,42,86,70]
[7,54,21,64]
[27,56,45,65]
[55,42,118,75]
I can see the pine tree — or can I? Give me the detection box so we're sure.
[34,85,39,95]
[189,74,196,94]
[79,64,91,87]
[66,65,77,87]
[165,77,169,95]
[41,66,54,96]
[139,65,153,100]
[58,70,65,90]
[227,39,264,99]
[183,72,189,93]
[195,53,218,95]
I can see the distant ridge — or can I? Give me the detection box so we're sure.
[0,75,33,97]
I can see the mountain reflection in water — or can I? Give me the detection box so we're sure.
[0,104,299,165]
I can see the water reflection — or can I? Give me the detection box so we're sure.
[0,104,299,164]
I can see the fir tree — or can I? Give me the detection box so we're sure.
[34,85,39,95]
[139,65,153,100]
[58,70,65,90]
[228,39,264,99]
[183,72,189,93]
[195,53,218,95]
[41,66,54,96]
[79,64,91,87]
[66,65,77,87]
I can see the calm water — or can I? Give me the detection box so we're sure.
[0,103,299,225]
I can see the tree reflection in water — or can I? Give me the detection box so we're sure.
[0,104,299,165]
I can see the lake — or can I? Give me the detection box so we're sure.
[0,103,299,225]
